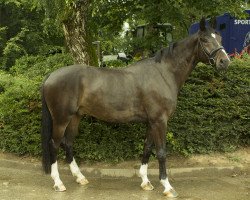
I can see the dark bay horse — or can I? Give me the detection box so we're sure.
[41,18,230,197]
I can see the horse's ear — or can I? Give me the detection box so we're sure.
[199,17,206,32]
[209,17,217,30]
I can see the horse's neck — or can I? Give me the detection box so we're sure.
[170,35,199,90]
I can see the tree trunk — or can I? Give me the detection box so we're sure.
[62,0,98,66]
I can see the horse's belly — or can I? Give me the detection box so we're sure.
[78,107,145,122]
[78,98,146,123]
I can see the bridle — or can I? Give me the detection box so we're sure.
[198,38,224,66]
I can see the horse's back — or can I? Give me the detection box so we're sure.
[44,65,87,84]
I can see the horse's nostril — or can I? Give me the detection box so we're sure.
[218,58,230,69]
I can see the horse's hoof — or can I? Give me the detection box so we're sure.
[76,177,89,185]
[141,181,154,191]
[163,188,178,198]
[53,184,66,192]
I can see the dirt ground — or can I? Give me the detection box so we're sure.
[0,148,249,200]
[0,168,249,200]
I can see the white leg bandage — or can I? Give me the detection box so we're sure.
[139,164,149,184]
[51,161,66,191]
[139,164,154,190]
[69,158,88,185]
[160,178,173,192]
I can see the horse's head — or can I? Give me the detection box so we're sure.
[197,18,230,71]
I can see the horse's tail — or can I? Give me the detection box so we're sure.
[41,82,52,174]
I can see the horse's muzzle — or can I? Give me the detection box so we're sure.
[217,58,230,71]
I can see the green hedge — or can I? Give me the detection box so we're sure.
[0,54,249,161]
[0,72,41,155]
[168,56,249,154]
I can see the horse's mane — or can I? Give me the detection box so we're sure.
[155,42,176,63]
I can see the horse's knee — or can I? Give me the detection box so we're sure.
[156,148,166,161]
[65,145,74,163]
[60,138,74,164]
[49,139,59,164]
[142,143,153,162]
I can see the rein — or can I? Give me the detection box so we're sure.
[198,39,224,66]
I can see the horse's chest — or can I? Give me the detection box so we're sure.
[143,88,177,119]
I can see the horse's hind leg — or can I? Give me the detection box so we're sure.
[63,115,89,185]
[50,122,68,192]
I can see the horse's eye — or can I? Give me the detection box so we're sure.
[201,38,208,43]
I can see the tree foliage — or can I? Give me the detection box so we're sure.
[0,0,64,70]
[90,0,247,55]
[0,0,247,66]
[91,0,245,37]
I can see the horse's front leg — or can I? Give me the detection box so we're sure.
[151,120,178,198]
[139,126,154,190]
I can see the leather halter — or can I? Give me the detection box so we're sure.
[198,39,224,66]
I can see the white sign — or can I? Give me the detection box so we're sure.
[234,19,250,25]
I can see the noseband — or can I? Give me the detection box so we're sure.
[198,39,224,66]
